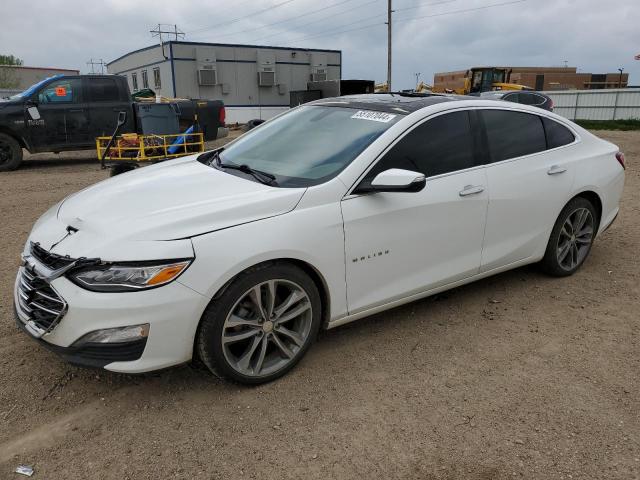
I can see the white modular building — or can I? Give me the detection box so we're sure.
[107,41,342,123]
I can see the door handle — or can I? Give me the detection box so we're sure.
[547,165,567,175]
[459,185,485,196]
[68,109,84,113]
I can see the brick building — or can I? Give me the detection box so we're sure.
[434,66,629,92]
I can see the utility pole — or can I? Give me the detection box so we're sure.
[150,24,185,59]
[86,58,106,75]
[414,72,421,88]
[618,67,624,88]
[386,0,393,91]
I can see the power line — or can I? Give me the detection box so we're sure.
[200,0,362,41]
[188,0,299,36]
[270,0,461,45]
[288,0,527,43]
[86,58,106,75]
[253,0,380,42]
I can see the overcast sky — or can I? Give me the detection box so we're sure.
[1,0,638,90]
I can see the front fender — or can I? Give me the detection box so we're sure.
[179,205,348,322]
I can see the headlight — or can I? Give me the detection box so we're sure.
[69,260,192,292]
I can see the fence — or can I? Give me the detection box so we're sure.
[0,88,21,99]
[542,88,640,121]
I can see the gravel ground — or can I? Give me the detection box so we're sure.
[0,130,638,480]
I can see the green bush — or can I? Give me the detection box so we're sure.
[575,119,640,131]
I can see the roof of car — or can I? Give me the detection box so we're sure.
[308,93,472,114]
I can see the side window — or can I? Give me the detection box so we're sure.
[37,78,81,104]
[517,93,537,105]
[481,110,546,162]
[534,94,548,106]
[502,93,519,103]
[365,111,475,181]
[153,67,161,88]
[543,117,575,148]
[141,70,149,89]
[87,77,120,102]
[131,72,138,91]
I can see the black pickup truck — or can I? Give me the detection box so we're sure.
[0,74,227,171]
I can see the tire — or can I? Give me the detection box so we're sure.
[197,263,322,384]
[109,164,136,177]
[0,133,23,172]
[243,119,265,132]
[540,197,598,277]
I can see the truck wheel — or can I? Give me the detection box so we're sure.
[0,133,23,172]
[110,164,136,177]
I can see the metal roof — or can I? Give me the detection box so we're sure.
[108,41,341,66]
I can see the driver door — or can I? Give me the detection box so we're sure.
[29,77,88,150]
[341,110,489,314]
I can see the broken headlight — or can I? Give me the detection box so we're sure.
[69,260,192,292]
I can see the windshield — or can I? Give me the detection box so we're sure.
[217,105,401,187]
[8,74,63,100]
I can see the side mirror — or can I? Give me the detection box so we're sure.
[354,168,426,194]
[117,111,127,126]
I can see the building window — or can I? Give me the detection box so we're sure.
[131,72,138,91]
[153,67,161,88]
[141,70,149,89]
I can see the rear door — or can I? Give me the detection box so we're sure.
[85,76,133,141]
[479,109,576,272]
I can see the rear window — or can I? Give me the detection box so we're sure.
[542,117,575,149]
[481,110,547,162]
[87,77,120,102]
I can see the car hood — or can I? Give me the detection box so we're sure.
[57,156,306,241]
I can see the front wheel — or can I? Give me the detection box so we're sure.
[541,197,598,276]
[196,263,322,384]
[0,133,23,171]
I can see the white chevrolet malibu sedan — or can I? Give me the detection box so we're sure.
[14,94,625,384]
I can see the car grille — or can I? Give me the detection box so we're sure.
[31,242,75,270]
[17,264,67,334]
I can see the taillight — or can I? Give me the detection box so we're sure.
[616,152,626,170]
[219,106,226,126]
[549,99,554,111]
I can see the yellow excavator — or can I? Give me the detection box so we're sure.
[433,67,532,95]
[415,81,433,93]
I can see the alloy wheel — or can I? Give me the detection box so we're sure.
[556,207,594,271]
[221,279,313,378]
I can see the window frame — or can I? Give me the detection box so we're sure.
[131,72,138,91]
[141,70,149,89]
[475,107,580,166]
[153,67,161,88]
[36,77,82,104]
[85,76,121,103]
[347,108,487,197]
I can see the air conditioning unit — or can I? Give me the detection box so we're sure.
[257,51,277,87]
[198,68,217,86]
[310,69,327,82]
[259,68,276,87]
[196,48,217,86]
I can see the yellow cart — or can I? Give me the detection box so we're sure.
[96,132,205,176]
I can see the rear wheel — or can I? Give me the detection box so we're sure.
[0,133,23,171]
[541,197,598,276]
[197,263,322,384]
[109,164,136,176]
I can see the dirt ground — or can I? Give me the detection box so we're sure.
[0,130,638,480]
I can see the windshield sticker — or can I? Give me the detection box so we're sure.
[351,110,397,123]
